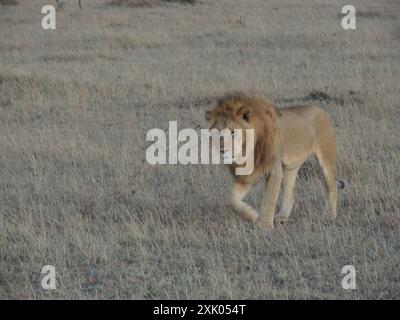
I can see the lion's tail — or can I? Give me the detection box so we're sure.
[336,179,346,190]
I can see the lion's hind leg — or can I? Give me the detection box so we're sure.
[231,181,259,223]
[314,129,338,218]
[318,155,337,218]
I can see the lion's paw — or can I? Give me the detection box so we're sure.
[257,220,274,230]
[242,211,259,223]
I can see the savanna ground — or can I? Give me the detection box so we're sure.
[0,0,399,299]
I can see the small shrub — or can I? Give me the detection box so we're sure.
[0,0,18,5]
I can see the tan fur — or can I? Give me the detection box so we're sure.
[206,92,340,229]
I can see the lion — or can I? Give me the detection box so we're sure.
[205,92,344,229]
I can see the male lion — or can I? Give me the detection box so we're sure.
[205,92,344,229]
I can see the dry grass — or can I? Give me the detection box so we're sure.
[0,0,399,299]
[109,0,196,8]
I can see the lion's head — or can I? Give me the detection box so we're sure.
[205,92,280,175]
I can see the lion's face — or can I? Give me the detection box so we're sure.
[205,93,279,174]
[205,96,256,165]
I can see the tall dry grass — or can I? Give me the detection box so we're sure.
[0,0,399,299]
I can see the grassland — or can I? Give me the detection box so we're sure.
[0,0,399,299]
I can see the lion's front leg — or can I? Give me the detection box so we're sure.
[259,165,283,229]
[231,181,258,223]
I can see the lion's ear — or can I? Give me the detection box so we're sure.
[265,108,281,119]
[264,103,280,118]
[265,109,273,118]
